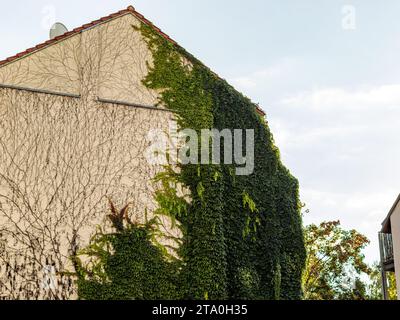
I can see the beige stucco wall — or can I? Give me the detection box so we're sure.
[0,13,178,299]
[0,13,159,106]
[390,203,400,299]
[0,32,80,94]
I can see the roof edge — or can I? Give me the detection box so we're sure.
[0,5,266,117]
[381,193,400,233]
[0,7,161,68]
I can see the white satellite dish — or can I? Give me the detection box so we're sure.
[49,22,68,40]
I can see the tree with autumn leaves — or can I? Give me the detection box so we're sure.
[368,262,397,300]
[76,203,397,300]
[303,221,372,300]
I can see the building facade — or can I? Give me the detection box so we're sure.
[380,194,400,300]
[0,7,179,299]
[0,6,298,300]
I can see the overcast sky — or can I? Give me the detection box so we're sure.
[1,0,400,263]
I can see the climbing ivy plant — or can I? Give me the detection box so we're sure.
[75,22,306,300]
[74,200,182,300]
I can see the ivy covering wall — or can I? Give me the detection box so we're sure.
[76,22,306,300]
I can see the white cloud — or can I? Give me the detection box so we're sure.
[302,188,398,263]
[231,77,257,89]
[274,125,368,148]
[230,58,300,90]
[270,83,400,157]
[280,84,400,111]
[267,84,400,263]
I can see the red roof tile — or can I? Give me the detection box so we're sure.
[0,5,266,116]
[0,6,163,68]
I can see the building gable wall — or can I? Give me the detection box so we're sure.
[0,14,176,299]
[0,14,159,107]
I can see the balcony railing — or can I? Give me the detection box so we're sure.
[379,232,394,270]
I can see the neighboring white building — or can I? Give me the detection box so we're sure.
[380,194,400,300]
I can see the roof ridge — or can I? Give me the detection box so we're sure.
[0,6,177,68]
